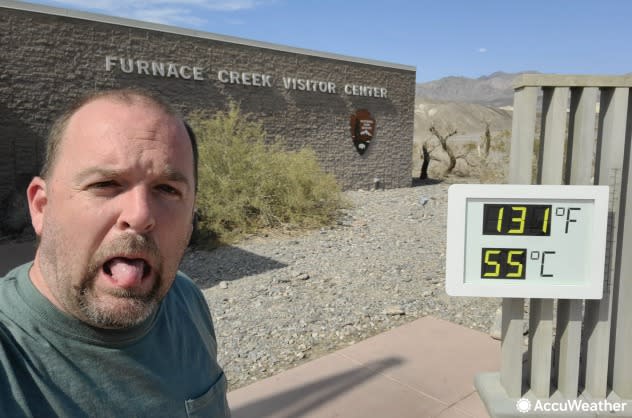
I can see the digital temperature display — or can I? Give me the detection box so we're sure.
[445,184,609,299]
[481,248,526,279]
[482,204,551,236]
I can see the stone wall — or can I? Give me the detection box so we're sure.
[0,4,416,234]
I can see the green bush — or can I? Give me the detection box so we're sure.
[189,105,346,246]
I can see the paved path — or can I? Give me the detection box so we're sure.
[228,316,500,418]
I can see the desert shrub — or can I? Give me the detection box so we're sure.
[478,130,511,183]
[189,105,346,246]
[478,130,546,183]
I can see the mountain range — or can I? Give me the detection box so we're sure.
[412,71,531,145]
[411,71,526,177]
[415,71,538,107]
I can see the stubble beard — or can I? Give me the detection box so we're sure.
[38,228,168,329]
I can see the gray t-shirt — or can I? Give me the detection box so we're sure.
[0,262,230,418]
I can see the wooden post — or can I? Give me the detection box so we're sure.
[501,86,537,397]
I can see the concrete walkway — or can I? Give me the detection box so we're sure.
[228,316,499,418]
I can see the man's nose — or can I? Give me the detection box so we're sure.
[117,187,156,233]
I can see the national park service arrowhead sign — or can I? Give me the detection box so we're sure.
[349,109,376,155]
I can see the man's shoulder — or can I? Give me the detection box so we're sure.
[0,262,31,309]
[0,262,31,282]
[171,271,203,298]
[164,271,215,338]
[166,271,209,315]
[0,263,32,353]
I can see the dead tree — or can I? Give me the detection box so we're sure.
[479,122,491,158]
[419,144,430,179]
[429,125,458,174]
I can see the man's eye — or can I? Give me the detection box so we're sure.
[90,181,118,189]
[157,184,181,196]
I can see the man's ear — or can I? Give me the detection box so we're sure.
[27,177,48,236]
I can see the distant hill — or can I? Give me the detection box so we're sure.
[415,71,538,107]
[412,71,533,139]
[411,71,525,178]
[414,99,512,143]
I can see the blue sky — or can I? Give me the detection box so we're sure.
[23,0,632,82]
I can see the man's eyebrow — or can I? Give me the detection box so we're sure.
[74,167,122,183]
[74,166,191,187]
[161,166,191,186]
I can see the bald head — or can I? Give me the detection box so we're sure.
[42,89,198,190]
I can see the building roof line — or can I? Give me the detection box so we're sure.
[1,0,417,73]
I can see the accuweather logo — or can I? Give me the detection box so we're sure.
[516,398,531,413]
[515,397,628,414]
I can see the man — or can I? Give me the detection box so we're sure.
[0,89,230,417]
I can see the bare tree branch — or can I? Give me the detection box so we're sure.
[429,125,458,174]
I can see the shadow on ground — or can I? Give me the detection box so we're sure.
[229,357,404,418]
[411,177,444,187]
[181,245,287,290]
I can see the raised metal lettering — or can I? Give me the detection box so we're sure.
[152,61,164,76]
[137,60,149,75]
[218,70,229,83]
[105,56,117,71]
[104,56,202,81]
[120,58,133,73]
[252,73,262,86]
[179,65,192,79]
[166,63,179,78]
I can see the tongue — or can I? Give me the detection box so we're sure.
[107,258,145,288]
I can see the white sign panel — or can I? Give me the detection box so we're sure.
[446,184,609,299]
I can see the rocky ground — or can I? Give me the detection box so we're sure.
[180,178,502,391]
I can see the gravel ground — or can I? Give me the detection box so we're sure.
[180,178,502,391]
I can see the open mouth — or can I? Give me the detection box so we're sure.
[102,257,151,288]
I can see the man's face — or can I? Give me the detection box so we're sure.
[27,97,195,329]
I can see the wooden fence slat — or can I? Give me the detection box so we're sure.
[529,87,568,397]
[566,87,599,185]
[528,299,554,397]
[501,86,538,397]
[555,87,596,397]
[555,299,583,397]
[539,86,568,185]
[583,87,628,398]
[611,88,632,398]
